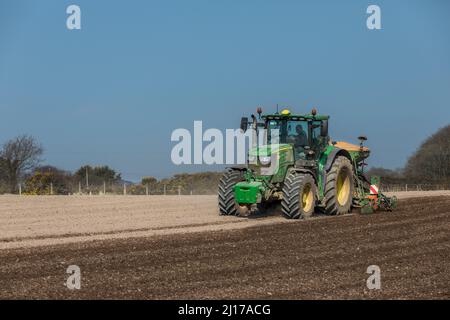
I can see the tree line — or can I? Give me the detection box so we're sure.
[0,135,222,195]
[366,124,450,186]
[1,125,449,194]
[0,135,123,194]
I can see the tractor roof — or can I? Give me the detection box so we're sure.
[262,109,329,121]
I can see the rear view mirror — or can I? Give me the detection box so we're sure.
[240,117,248,132]
[321,120,328,137]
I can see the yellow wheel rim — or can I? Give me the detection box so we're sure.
[301,184,314,212]
[336,169,351,206]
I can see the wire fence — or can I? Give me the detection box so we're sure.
[380,184,450,193]
[2,180,449,196]
[8,182,218,196]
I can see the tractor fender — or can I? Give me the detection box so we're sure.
[288,168,317,183]
[324,148,352,172]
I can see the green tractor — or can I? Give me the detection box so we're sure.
[218,108,397,218]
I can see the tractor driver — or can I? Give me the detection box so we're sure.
[292,124,308,158]
[294,125,308,148]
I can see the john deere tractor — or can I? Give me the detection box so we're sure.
[218,108,397,218]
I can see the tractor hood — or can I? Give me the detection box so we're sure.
[248,143,292,157]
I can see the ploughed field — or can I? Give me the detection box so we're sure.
[0,192,449,299]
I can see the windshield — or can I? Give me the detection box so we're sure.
[266,119,308,145]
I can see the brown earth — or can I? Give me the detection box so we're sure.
[1,191,449,250]
[0,195,449,299]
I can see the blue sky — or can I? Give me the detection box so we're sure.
[1,0,449,181]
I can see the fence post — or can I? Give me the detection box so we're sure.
[405,184,408,192]
[123,183,126,195]
[146,184,149,196]
[50,183,53,195]
[103,181,106,195]
[79,181,81,194]
[18,183,22,196]
[164,184,166,196]
[178,185,181,196]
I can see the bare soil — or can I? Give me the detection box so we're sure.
[1,191,449,249]
[0,195,449,299]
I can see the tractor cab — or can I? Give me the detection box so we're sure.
[262,109,330,161]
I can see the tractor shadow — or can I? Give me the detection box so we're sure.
[245,203,284,219]
[243,203,334,220]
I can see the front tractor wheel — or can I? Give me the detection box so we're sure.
[281,171,317,219]
[218,168,244,215]
[324,156,354,215]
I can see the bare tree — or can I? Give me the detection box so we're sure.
[0,135,43,193]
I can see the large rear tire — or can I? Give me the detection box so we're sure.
[281,171,316,219]
[218,168,244,215]
[324,156,354,215]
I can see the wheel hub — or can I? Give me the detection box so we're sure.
[301,184,314,212]
[337,169,351,206]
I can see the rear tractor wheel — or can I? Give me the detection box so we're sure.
[281,171,317,219]
[324,156,354,215]
[218,168,244,215]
